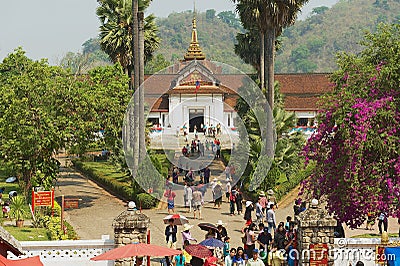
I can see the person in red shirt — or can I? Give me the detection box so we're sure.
[164,185,176,214]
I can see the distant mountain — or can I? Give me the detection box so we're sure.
[275,0,400,73]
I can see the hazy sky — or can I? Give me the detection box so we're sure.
[0,0,338,64]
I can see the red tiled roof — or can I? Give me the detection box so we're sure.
[143,72,333,112]
[276,73,332,95]
[284,96,322,111]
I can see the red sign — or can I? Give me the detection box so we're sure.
[34,191,53,206]
[309,243,329,266]
[31,189,54,214]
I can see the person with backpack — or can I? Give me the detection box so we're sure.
[378,211,388,234]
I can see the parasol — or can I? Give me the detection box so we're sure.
[198,222,218,232]
[163,214,189,225]
[0,256,43,266]
[184,244,212,258]
[91,243,182,261]
[199,238,224,248]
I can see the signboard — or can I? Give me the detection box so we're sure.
[34,191,53,206]
[309,243,329,266]
[64,198,79,209]
[31,189,54,213]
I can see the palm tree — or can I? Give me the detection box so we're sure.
[234,0,309,109]
[96,0,160,75]
[233,0,309,160]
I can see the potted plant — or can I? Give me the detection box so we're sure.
[10,196,27,227]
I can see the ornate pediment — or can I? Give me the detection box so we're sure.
[170,60,220,89]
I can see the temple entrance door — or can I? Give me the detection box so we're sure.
[189,109,204,133]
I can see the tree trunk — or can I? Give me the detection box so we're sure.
[132,0,139,178]
[260,31,265,91]
[138,11,146,163]
[265,28,276,159]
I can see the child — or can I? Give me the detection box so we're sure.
[223,237,230,257]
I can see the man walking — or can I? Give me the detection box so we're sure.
[266,204,276,235]
[246,249,265,266]
[192,187,203,220]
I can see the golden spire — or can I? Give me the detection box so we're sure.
[184,3,205,61]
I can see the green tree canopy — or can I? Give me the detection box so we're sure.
[302,24,400,228]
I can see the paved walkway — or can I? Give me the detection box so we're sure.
[56,156,399,248]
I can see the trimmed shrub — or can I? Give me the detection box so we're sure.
[137,193,158,209]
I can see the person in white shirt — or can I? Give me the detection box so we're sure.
[266,204,276,235]
[225,248,236,266]
[246,249,265,266]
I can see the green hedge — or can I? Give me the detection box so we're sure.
[72,160,135,201]
[221,149,231,165]
[274,162,316,202]
[137,193,158,209]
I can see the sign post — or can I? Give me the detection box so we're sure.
[31,188,55,215]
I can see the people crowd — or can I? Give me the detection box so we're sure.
[161,186,306,266]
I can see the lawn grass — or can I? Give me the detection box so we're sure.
[80,161,131,184]
[2,225,50,241]
[351,233,399,238]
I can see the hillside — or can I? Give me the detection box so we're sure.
[275,0,400,73]
[155,10,254,73]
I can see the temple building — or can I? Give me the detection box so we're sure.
[144,14,332,134]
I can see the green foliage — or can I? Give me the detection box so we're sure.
[206,9,216,21]
[10,196,27,221]
[235,82,306,194]
[136,193,158,209]
[217,11,242,29]
[0,49,70,194]
[155,11,253,73]
[96,0,161,71]
[144,54,171,74]
[276,0,400,72]
[46,217,77,240]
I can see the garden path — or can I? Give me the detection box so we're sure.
[55,155,399,248]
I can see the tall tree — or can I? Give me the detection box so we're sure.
[233,0,309,160]
[302,24,400,227]
[96,0,160,75]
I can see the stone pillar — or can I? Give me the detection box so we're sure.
[295,199,336,266]
[113,202,150,266]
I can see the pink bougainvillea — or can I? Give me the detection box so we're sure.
[301,24,400,228]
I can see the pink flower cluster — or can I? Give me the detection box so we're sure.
[301,62,400,228]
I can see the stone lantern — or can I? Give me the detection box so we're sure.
[113,201,150,266]
[295,199,336,266]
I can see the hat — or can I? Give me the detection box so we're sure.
[259,191,265,197]
[183,223,193,231]
[217,181,222,186]
[216,220,226,226]
[267,189,274,196]
[246,201,253,207]
[252,249,259,254]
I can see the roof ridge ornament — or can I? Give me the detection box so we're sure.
[183,2,206,61]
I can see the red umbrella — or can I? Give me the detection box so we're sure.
[0,255,43,266]
[163,214,189,225]
[91,243,182,261]
[185,244,212,258]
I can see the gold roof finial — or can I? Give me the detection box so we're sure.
[184,0,205,61]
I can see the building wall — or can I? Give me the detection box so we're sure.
[169,94,224,130]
